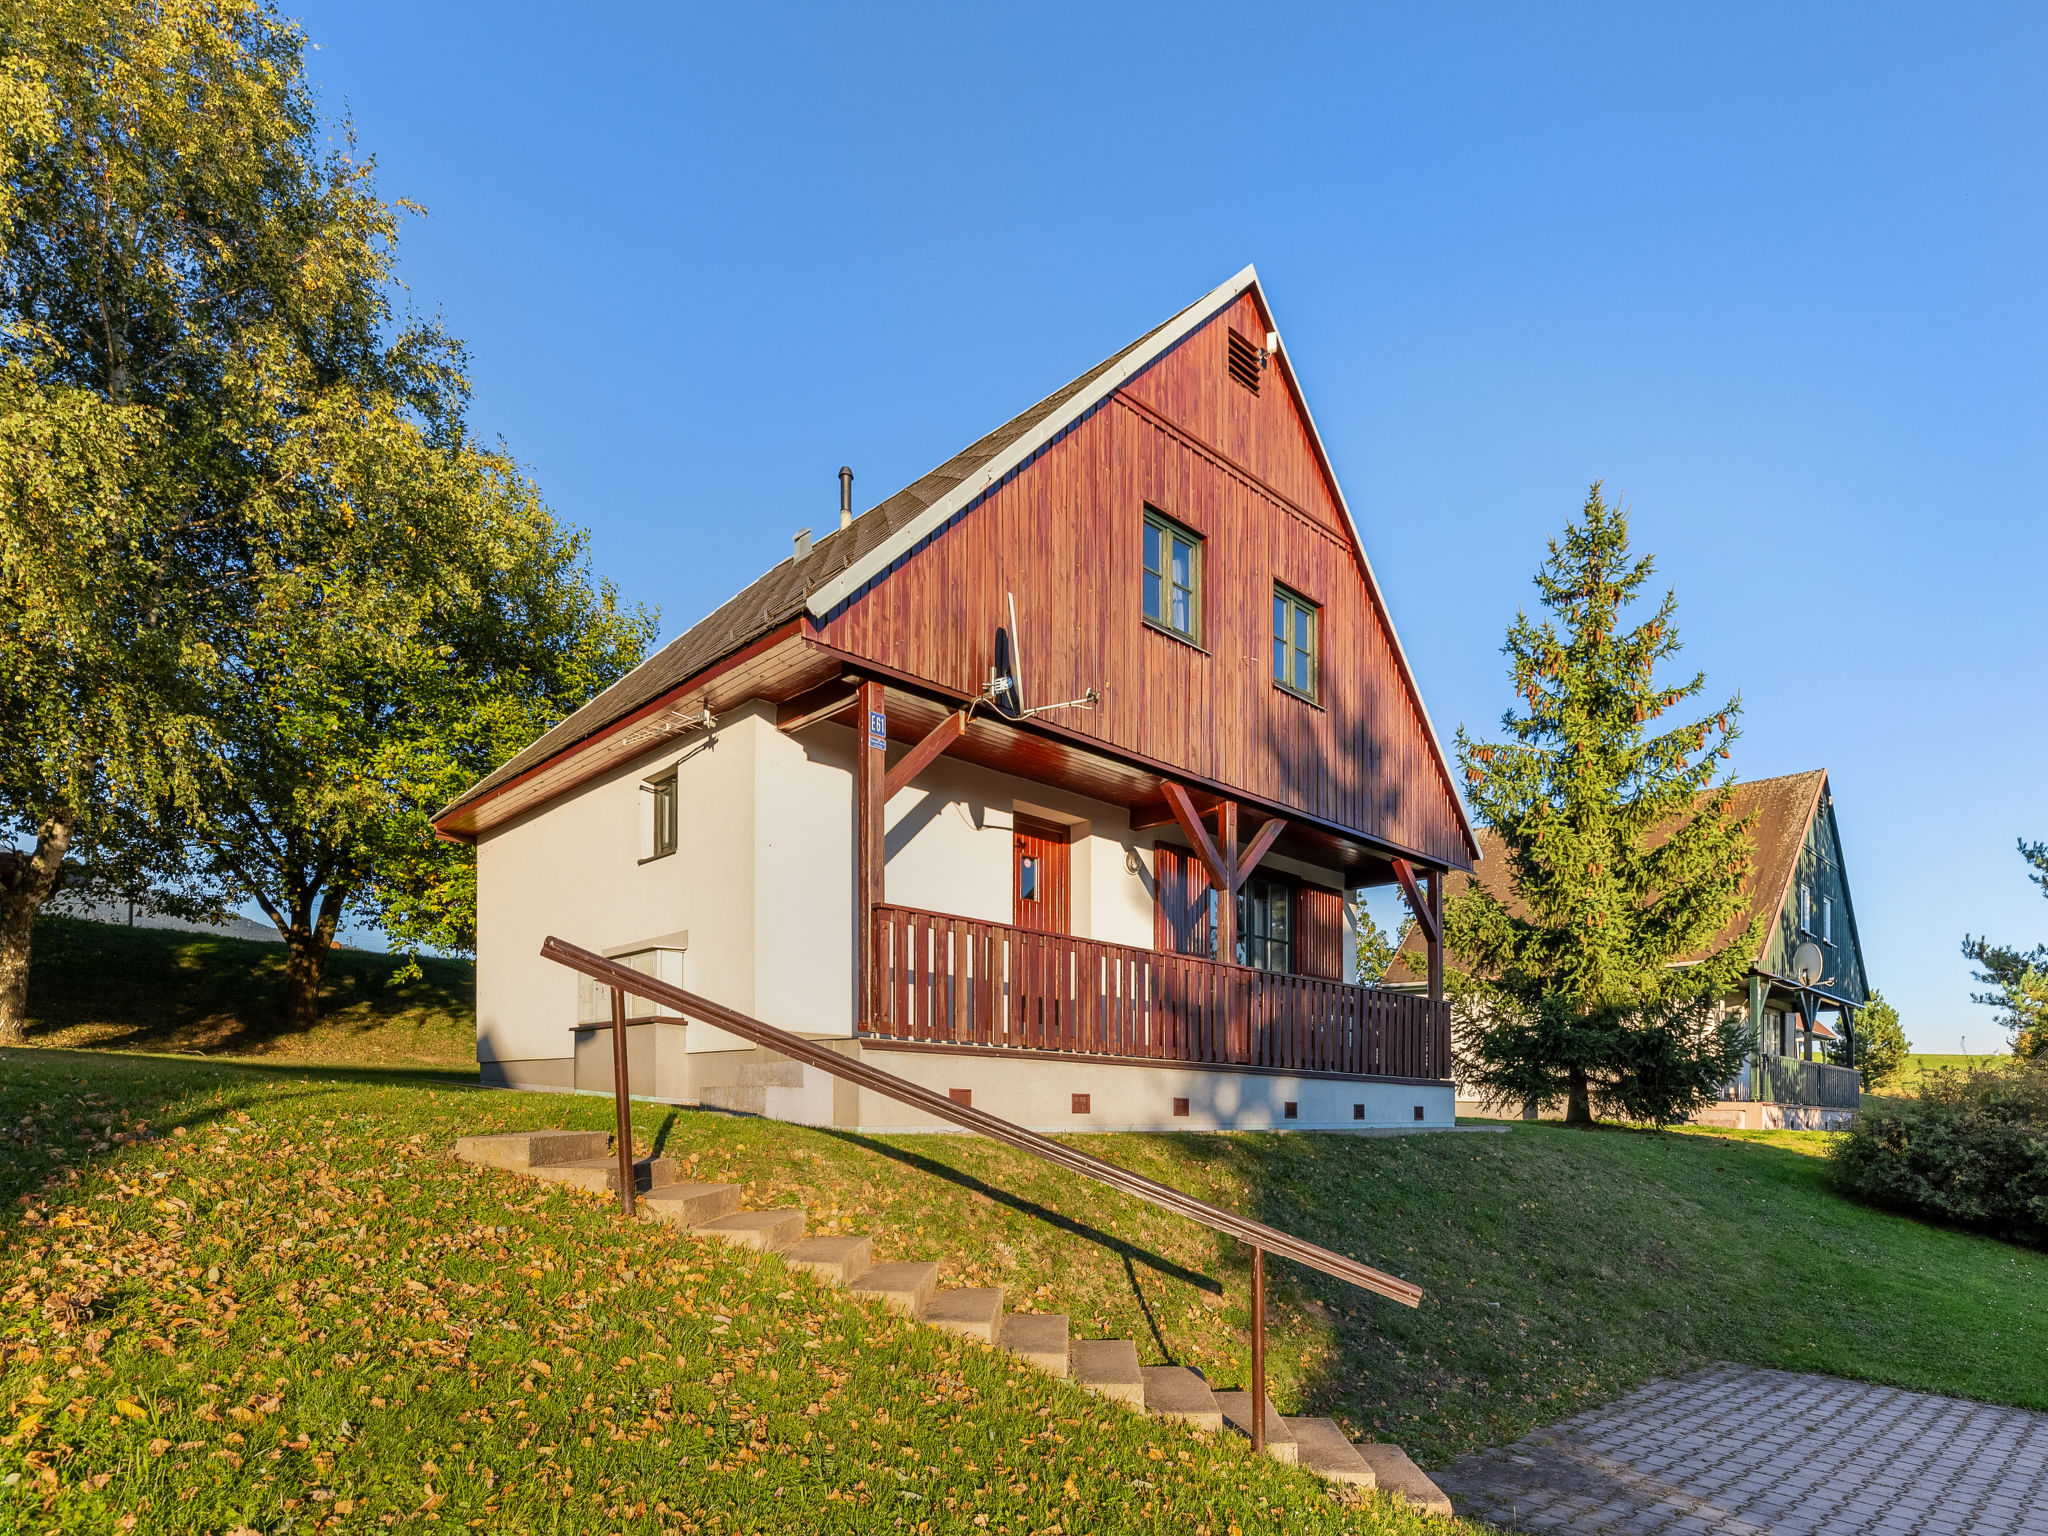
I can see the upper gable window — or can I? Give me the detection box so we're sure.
[1272,584,1318,700]
[1142,509,1202,644]
[1799,882,1813,934]
[1227,329,1262,393]
[1823,896,1833,945]
[642,771,678,862]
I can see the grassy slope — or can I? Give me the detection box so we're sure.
[1890,1052,2013,1095]
[23,915,475,1069]
[0,1051,1462,1536]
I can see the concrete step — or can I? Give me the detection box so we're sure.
[1213,1391,1297,1462]
[736,1060,806,1088]
[781,1235,872,1287]
[692,1208,806,1252]
[696,1085,768,1117]
[528,1155,685,1196]
[920,1287,1005,1344]
[1286,1418,1375,1486]
[453,1129,609,1172]
[1354,1443,1452,1517]
[1141,1366,1223,1431]
[637,1181,742,1229]
[1069,1339,1144,1406]
[849,1261,940,1317]
[1000,1313,1069,1376]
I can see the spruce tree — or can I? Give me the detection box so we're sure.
[1448,485,1760,1126]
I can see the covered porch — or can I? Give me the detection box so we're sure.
[799,670,1457,1095]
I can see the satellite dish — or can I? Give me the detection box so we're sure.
[1791,940,1826,987]
[990,626,1024,720]
[989,592,1027,721]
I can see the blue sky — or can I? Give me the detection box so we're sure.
[294,2,2045,1051]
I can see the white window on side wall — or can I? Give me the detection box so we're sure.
[577,947,685,1024]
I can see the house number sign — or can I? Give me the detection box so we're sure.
[868,709,887,752]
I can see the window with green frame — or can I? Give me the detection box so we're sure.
[1272,584,1317,698]
[1142,509,1201,643]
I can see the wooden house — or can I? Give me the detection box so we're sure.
[1395,770,1869,1129]
[431,267,1480,1132]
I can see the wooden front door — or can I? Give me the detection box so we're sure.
[1012,816,1071,933]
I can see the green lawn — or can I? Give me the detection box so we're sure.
[9,1052,2048,1534]
[1890,1052,2014,1095]
[0,1049,1466,1535]
[22,915,475,1069]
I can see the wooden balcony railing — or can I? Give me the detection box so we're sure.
[869,903,1451,1082]
[1745,1056,1862,1109]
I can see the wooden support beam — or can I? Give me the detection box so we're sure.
[854,679,887,1027]
[777,690,859,734]
[1235,817,1286,886]
[1215,800,1238,967]
[1127,798,1181,831]
[1161,781,1229,891]
[1426,867,1443,1006]
[1390,857,1441,947]
[883,709,966,802]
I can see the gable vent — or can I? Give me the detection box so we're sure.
[1226,329,1262,393]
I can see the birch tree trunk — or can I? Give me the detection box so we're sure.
[0,813,73,1046]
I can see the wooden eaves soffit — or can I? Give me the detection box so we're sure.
[432,266,1480,886]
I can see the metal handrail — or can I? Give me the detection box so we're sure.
[542,935,1424,1452]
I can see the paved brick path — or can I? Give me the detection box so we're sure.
[1435,1363,2048,1535]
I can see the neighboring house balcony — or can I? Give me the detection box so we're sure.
[1724,1056,1860,1112]
[869,902,1451,1082]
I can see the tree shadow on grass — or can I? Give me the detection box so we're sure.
[0,1048,484,1234]
[24,915,474,1064]
[816,1128,1220,1363]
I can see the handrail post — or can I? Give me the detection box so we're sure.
[610,987,636,1218]
[1249,1243,1266,1454]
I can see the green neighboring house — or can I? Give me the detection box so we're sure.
[1401,770,1871,1128]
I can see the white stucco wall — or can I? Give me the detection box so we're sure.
[473,702,1353,1077]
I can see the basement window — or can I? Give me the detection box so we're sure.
[577,947,684,1024]
[1227,329,1262,393]
[1172,1097,1190,1117]
[1283,1101,1298,1120]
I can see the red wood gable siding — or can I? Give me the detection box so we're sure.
[813,302,1470,867]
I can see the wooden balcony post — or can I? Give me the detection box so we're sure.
[1215,800,1238,966]
[1426,868,1443,1006]
[854,678,887,1027]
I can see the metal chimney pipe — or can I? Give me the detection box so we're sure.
[838,466,853,530]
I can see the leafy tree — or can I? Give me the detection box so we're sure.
[1962,839,2048,1060]
[1828,987,1907,1092]
[0,0,653,1035]
[1447,485,1759,1126]
[1349,895,1412,985]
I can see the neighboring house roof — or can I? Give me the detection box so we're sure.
[435,267,1478,858]
[1393,770,1830,976]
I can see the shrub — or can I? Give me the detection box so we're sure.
[1829,1058,2048,1247]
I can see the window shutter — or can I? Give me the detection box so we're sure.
[1152,845,1216,958]
[1295,883,1345,980]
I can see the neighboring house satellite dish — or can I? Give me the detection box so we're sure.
[1792,940,1826,987]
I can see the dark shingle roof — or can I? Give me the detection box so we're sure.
[1390,770,1827,974]
[435,308,1191,821]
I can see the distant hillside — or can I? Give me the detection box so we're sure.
[22,914,475,1069]
[1894,1052,2015,1095]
